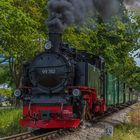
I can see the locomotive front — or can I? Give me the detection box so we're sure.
[18,33,81,128]
[29,51,71,94]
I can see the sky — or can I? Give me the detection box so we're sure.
[134,51,140,67]
[135,57,140,67]
[124,0,140,7]
[124,0,140,67]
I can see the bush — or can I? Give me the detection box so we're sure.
[0,89,14,106]
[0,109,26,137]
[0,89,13,97]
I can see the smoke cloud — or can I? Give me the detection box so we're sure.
[124,0,140,10]
[94,0,121,20]
[47,0,122,32]
[48,0,95,32]
[124,0,140,5]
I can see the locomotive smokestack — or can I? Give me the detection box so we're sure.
[48,32,62,51]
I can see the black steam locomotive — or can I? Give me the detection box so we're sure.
[15,33,138,129]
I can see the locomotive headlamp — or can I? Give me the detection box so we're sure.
[72,89,81,97]
[14,89,22,97]
[44,40,52,50]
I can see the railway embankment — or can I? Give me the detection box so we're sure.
[55,102,140,140]
[101,103,140,140]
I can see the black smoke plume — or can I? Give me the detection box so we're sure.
[94,0,121,20]
[47,0,121,32]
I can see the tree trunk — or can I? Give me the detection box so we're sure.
[9,58,22,107]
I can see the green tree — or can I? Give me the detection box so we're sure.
[64,15,140,89]
[0,0,46,88]
[0,64,10,84]
[0,0,139,91]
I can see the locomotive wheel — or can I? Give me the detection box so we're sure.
[82,101,92,121]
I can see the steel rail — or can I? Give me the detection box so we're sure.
[0,132,35,140]
[25,130,59,140]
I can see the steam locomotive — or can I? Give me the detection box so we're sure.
[15,33,138,129]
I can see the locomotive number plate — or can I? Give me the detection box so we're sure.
[42,69,56,74]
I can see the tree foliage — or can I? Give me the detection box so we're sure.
[0,0,140,90]
[0,64,10,85]
[0,0,47,88]
[64,16,140,89]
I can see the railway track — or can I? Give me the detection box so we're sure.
[0,113,118,140]
[0,129,78,140]
[0,102,138,140]
[0,132,35,140]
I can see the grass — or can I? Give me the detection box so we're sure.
[0,109,27,137]
[128,104,140,126]
[101,103,140,140]
[102,124,140,140]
